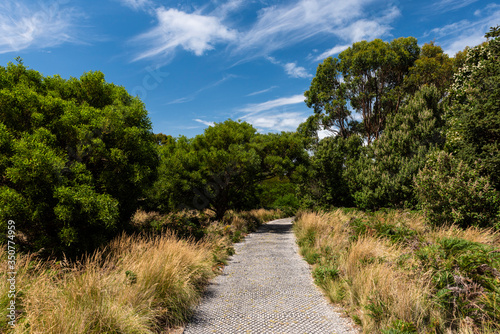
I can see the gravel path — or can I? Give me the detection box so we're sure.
[183,218,358,334]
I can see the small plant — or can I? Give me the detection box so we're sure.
[312,265,339,285]
[381,320,417,334]
[125,270,137,284]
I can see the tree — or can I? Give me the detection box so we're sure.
[299,134,363,208]
[304,37,420,145]
[404,42,455,97]
[0,61,158,256]
[150,120,307,220]
[445,28,500,190]
[350,85,446,209]
[414,151,499,228]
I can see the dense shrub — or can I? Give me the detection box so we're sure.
[414,151,500,228]
[0,61,158,256]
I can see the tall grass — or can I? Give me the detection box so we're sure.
[294,209,500,333]
[1,232,213,333]
[0,209,289,333]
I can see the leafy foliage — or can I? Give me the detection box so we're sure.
[414,151,500,228]
[351,85,446,209]
[148,120,307,220]
[0,61,158,256]
[304,37,420,144]
[445,32,500,191]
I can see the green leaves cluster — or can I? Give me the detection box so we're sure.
[300,29,500,228]
[0,61,158,255]
[148,120,307,220]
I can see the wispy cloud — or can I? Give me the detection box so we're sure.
[426,0,479,14]
[267,56,312,78]
[238,94,307,131]
[210,0,247,19]
[245,112,307,132]
[314,44,351,61]
[167,74,237,104]
[284,62,313,78]
[246,85,278,97]
[239,94,305,116]
[426,3,500,55]
[117,0,152,10]
[194,119,215,127]
[132,7,237,61]
[234,0,399,57]
[0,0,82,54]
[130,0,400,64]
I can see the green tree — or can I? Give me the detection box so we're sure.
[150,120,307,220]
[404,42,455,97]
[414,151,499,228]
[300,135,363,208]
[0,61,158,256]
[445,29,500,190]
[304,37,420,145]
[350,85,446,209]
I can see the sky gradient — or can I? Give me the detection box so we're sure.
[0,0,498,137]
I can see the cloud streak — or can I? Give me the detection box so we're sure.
[426,3,500,55]
[239,94,305,115]
[0,0,82,54]
[130,0,401,63]
[238,94,307,132]
[132,7,237,61]
[194,119,215,127]
[167,74,237,105]
[246,86,278,97]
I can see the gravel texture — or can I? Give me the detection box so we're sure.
[183,218,359,334]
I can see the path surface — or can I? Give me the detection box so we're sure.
[183,218,358,334]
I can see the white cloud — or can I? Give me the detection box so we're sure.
[118,0,152,10]
[284,62,313,78]
[246,86,278,96]
[238,94,307,132]
[0,1,81,54]
[194,119,215,127]
[233,0,399,58]
[245,112,307,132]
[427,4,500,55]
[132,7,237,61]
[426,0,479,14]
[210,0,246,18]
[314,44,350,61]
[267,56,312,78]
[239,94,305,116]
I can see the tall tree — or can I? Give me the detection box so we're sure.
[304,37,420,145]
[445,28,500,190]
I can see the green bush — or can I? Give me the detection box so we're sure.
[416,237,500,328]
[0,61,158,256]
[414,151,500,228]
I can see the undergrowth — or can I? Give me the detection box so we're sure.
[0,208,288,333]
[294,209,500,333]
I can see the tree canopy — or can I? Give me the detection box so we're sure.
[0,60,158,255]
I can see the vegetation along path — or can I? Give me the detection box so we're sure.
[183,218,358,334]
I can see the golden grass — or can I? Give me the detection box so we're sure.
[294,209,500,333]
[0,208,287,333]
[1,232,214,333]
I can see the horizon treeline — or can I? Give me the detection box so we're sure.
[1,27,499,257]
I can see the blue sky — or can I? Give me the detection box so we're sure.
[0,0,498,138]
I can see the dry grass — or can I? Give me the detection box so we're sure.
[294,209,500,333]
[1,232,214,333]
[0,208,287,333]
